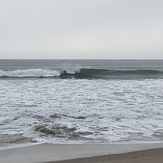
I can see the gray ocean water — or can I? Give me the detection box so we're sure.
[0,60,163,149]
[1,59,163,71]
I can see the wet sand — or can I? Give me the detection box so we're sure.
[1,143,163,163]
[47,148,163,163]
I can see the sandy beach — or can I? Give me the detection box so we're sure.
[1,143,163,163]
[47,148,163,163]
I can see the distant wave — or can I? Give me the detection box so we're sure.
[0,68,163,79]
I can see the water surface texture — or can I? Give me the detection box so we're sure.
[0,60,163,148]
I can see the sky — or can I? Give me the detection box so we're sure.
[0,0,163,59]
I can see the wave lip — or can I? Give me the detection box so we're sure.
[0,68,163,79]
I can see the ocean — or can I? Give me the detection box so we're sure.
[0,59,163,149]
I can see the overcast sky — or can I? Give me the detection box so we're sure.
[0,0,163,59]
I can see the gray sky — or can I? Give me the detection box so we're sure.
[0,0,163,59]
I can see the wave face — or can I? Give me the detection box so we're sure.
[60,69,163,79]
[0,68,163,79]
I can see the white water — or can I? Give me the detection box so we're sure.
[0,78,163,144]
[0,69,61,77]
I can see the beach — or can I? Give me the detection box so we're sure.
[50,148,163,163]
[1,143,163,163]
[1,0,163,161]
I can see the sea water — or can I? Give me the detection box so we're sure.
[0,60,163,148]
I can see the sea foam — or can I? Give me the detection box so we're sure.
[0,78,163,144]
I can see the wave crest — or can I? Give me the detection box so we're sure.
[0,68,162,79]
[0,69,60,78]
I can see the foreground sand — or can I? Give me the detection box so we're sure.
[1,143,163,163]
[47,148,163,163]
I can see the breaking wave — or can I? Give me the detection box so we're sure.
[0,68,163,79]
[32,124,93,140]
[0,69,60,78]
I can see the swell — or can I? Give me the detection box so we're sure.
[0,68,163,79]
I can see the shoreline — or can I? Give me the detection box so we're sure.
[1,143,163,163]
